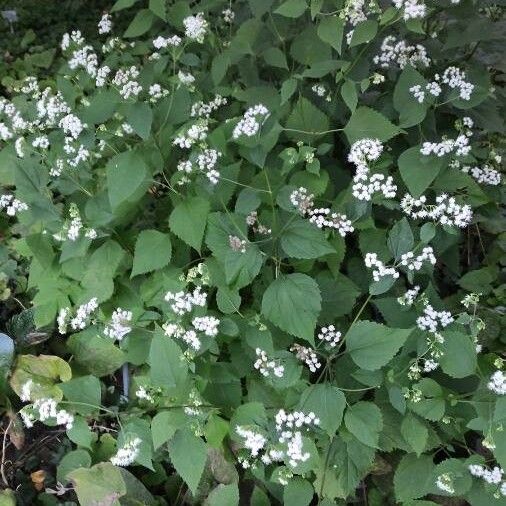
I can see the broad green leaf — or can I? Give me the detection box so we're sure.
[274,0,307,18]
[68,462,126,506]
[124,9,155,38]
[400,413,428,456]
[111,0,137,11]
[344,107,400,144]
[394,454,434,502]
[285,96,330,143]
[131,229,172,277]
[317,16,344,53]
[393,65,428,128]
[263,47,288,69]
[281,78,298,105]
[67,332,125,377]
[261,273,321,344]
[387,218,414,259]
[169,197,210,251]
[439,331,477,378]
[151,409,187,450]
[57,449,91,484]
[398,146,446,198]
[207,483,239,506]
[346,321,413,370]
[317,272,360,321]
[299,384,346,436]
[341,80,358,112]
[125,102,153,140]
[283,478,314,506]
[349,20,378,47]
[225,245,263,289]
[280,219,335,259]
[248,0,274,17]
[107,151,149,212]
[148,331,187,388]
[67,416,95,449]
[149,0,166,19]
[60,375,101,416]
[344,402,383,448]
[168,429,207,495]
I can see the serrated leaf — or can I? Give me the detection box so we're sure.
[344,107,400,144]
[285,96,329,143]
[400,413,428,456]
[274,0,307,18]
[317,16,344,53]
[169,197,210,251]
[131,230,172,277]
[346,321,413,370]
[261,273,321,344]
[394,454,434,502]
[349,20,378,47]
[439,331,477,378]
[387,218,414,259]
[123,9,154,38]
[280,219,335,259]
[341,80,358,112]
[344,402,383,448]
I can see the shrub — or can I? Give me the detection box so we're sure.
[0,0,504,504]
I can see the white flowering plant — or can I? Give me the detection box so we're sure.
[0,0,504,504]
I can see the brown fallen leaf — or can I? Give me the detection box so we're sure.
[31,470,46,491]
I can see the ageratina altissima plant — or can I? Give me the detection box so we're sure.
[0,0,504,504]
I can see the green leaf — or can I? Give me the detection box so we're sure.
[398,146,446,198]
[346,321,413,370]
[168,429,207,495]
[344,106,400,144]
[169,197,210,251]
[68,332,125,377]
[350,20,378,47]
[125,102,153,140]
[151,410,187,450]
[248,0,274,17]
[67,416,95,449]
[401,413,428,456]
[261,273,321,344]
[394,454,434,502]
[225,245,263,289]
[341,80,358,112]
[299,384,346,436]
[57,449,91,484]
[281,78,298,105]
[285,96,329,143]
[81,90,119,124]
[280,219,335,259]
[344,402,383,448]
[207,483,240,506]
[263,47,288,69]
[393,65,428,128]
[148,331,187,388]
[387,218,414,259]
[439,331,477,378]
[111,0,137,11]
[283,478,314,506]
[107,151,149,212]
[274,0,307,18]
[317,272,360,320]
[60,375,101,416]
[131,230,172,277]
[124,9,155,38]
[317,16,344,53]
[149,0,166,19]
[68,462,126,506]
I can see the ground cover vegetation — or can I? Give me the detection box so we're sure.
[0,0,505,504]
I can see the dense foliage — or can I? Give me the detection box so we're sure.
[0,0,505,504]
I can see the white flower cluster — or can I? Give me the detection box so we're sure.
[311,84,330,101]
[392,0,426,20]
[412,67,474,103]
[153,35,182,49]
[148,83,169,103]
[401,193,473,228]
[197,148,221,184]
[98,13,112,35]
[436,473,455,494]
[20,394,74,431]
[183,13,208,43]
[421,134,471,158]
[192,316,220,337]
[53,204,97,242]
[165,287,207,315]
[488,370,506,395]
[397,286,420,306]
[236,426,267,459]
[173,121,208,148]
[374,36,430,69]
[462,164,502,186]
[308,209,355,237]
[275,410,320,467]
[341,0,376,26]
[246,211,271,236]
[104,308,133,341]
[469,464,505,493]
[416,303,453,334]
[61,30,85,51]
[317,325,341,347]
[365,253,400,281]
[348,139,396,201]
[57,297,98,334]
[232,104,270,139]
[290,188,354,236]
[408,357,439,380]
[110,438,141,467]
[112,66,142,99]
[178,70,195,87]
[135,386,155,404]
[290,343,321,372]
[222,8,235,23]
[254,348,285,378]
[0,194,28,216]
[191,95,227,118]
[400,247,437,271]
[229,235,247,253]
